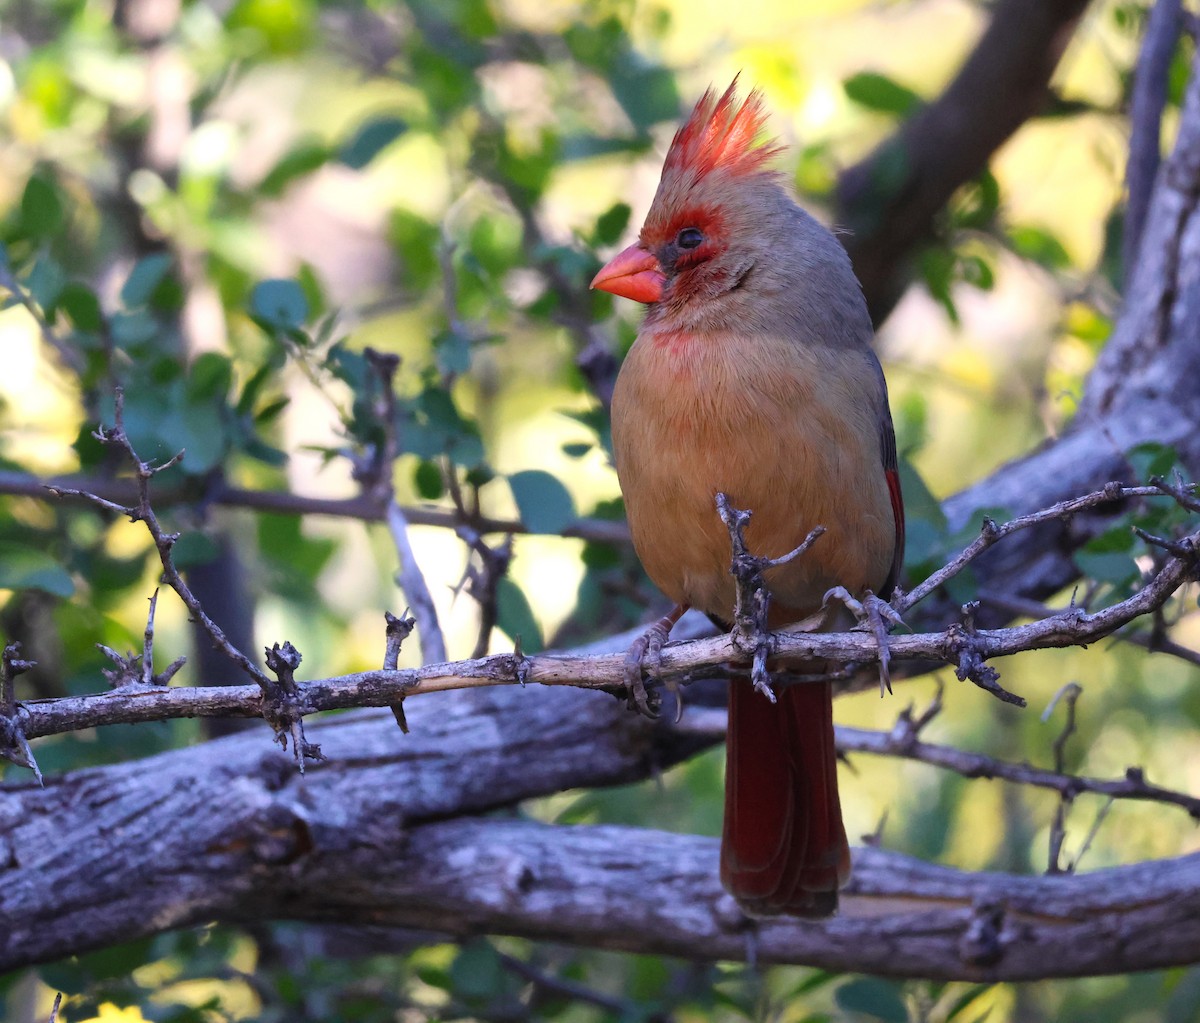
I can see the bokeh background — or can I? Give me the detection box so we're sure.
[1,0,1199,1020]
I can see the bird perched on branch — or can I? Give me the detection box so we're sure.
[591,81,904,917]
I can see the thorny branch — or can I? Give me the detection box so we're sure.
[362,346,447,667]
[893,480,1198,615]
[1,642,40,783]
[1041,681,1114,875]
[43,389,323,769]
[671,689,1200,821]
[8,481,1199,763]
[715,491,826,702]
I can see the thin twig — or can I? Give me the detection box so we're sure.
[896,482,1190,615]
[0,642,41,782]
[47,389,324,767]
[363,346,447,667]
[671,701,1200,820]
[716,491,825,702]
[0,469,631,545]
[0,261,84,372]
[1045,682,1084,874]
[497,950,669,1021]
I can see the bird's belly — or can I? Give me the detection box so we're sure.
[612,338,894,623]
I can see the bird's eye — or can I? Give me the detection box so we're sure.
[676,228,704,250]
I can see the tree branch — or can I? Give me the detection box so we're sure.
[6,718,1200,981]
[837,0,1092,323]
[0,469,631,545]
[7,495,1196,745]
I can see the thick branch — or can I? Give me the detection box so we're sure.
[837,0,1091,323]
[5,714,1200,981]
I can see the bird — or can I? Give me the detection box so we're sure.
[591,81,904,917]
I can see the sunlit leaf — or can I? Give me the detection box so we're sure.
[843,71,921,116]
[339,116,407,169]
[508,469,575,535]
[0,542,75,597]
[495,576,544,652]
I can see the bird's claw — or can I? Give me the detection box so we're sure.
[623,606,686,720]
[822,587,904,696]
[624,627,665,718]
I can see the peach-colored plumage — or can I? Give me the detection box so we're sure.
[594,82,904,916]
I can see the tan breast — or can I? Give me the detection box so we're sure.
[611,326,895,623]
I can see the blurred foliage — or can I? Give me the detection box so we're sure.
[1,0,1199,1021]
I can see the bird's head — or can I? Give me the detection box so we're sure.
[591,80,789,314]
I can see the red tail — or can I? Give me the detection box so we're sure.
[719,675,850,917]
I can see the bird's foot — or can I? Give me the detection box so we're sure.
[624,605,686,720]
[822,587,904,696]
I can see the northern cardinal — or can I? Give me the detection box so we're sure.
[591,82,904,917]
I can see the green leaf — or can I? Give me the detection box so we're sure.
[1009,225,1071,270]
[960,254,995,291]
[944,984,994,1021]
[26,255,66,313]
[170,532,220,569]
[833,977,909,1022]
[843,72,922,116]
[0,542,75,597]
[413,460,444,500]
[186,352,233,402]
[253,397,290,424]
[259,141,331,196]
[593,202,632,247]
[450,940,504,1001]
[434,329,472,377]
[121,253,173,308]
[495,576,543,652]
[953,171,1000,230]
[918,245,958,323]
[610,57,679,130]
[56,283,103,331]
[508,469,575,535]
[251,278,309,332]
[562,442,591,459]
[1127,441,1179,480]
[1075,525,1138,585]
[21,175,64,238]
[338,115,407,169]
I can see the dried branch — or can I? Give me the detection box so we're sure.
[1124,0,1184,287]
[895,482,1182,615]
[46,389,322,768]
[0,469,631,545]
[362,347,448,667]
[836,0,1092,323]
[1,642,40,782]
[671,699,1200,821]
[10,488,1198,748]
[9,739,1200,983]
[1045,681,1084,874]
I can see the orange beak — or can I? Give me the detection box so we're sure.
[590,243,665,304]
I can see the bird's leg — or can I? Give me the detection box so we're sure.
[822,587,904,696]
[625,604,687,719]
